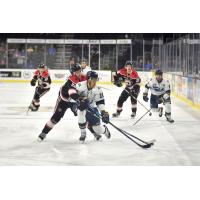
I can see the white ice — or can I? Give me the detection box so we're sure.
[0,82,200,165]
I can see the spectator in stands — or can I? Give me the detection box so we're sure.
[145,60,153,71]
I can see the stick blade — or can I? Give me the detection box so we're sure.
[142,141,155,149]
[142,143,152,149]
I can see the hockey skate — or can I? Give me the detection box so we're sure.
[93,133,102,140]
[158,107,163,117]
[38,132,47,141]
[112,112,120,118]
[131,112,136,119]
[29,104,39,112]
[87,126,102,140]
[165,113,174,123]
[103,125,111,139]
[79,131,86,142]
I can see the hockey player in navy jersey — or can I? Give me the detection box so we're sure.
[76,71,111,141]
[143,69,174,123]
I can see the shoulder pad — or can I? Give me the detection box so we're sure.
[42,70,49,78]
[80,75,87,81]
[69,75,79,84]
[34,70,39,76]
[130,71,139,79]
[118,68,126,76]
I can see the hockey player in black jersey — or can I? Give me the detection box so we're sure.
[38,64,87,141]
[112,62,141,118]
[29,64,51,111]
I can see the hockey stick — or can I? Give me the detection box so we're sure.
[108,121,154,149]
[124,88,152,116]
[117,126,156,145]
[86,105,154,149]
[132,108,152,126]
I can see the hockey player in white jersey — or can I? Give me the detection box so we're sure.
[81,60,91,76]
[76,70,111,141]
[143,69,174,123]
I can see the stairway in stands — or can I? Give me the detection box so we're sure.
[54,34,74,69]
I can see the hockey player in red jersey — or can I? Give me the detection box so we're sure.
[112,61,141,118]
[38,63,87,141]
[29,64,51,112]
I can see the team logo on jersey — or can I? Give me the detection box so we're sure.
[152,84,163,92]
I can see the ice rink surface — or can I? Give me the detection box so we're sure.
[0,82,200,166]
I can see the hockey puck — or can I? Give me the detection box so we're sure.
[149,112,152,116]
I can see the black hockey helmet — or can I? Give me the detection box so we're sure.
[70,63,81,74]
[155,69,163,76]
[86,71,98,80]
[38,63,46,69]
[125,61,133,66]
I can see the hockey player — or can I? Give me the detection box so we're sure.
[81,60,91,75]
[112,62,141,118]
[29,64,51,112]
[76,70,111,141]
[143,69,174,123]
[38,64,87,141]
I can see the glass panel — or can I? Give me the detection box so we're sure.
[26,44,45,69]
[117,44,131,70]
[100,44,116,71]
[132,39,143,71]
[65,44,82,69]
[82,44,89,63]
[0,41,6,68]
[46,44,64,69]
[144,40,153,71]
[90,44,99,70]
[8,43,26,68]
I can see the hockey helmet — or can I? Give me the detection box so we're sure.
[155,69,163,76]
[125,61,133,66]
[38,63,46,69]
[70,63,81,74]
[86,71,98,80]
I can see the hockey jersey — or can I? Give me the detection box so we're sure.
[115,67,141,88]
[32,69,51,89]
[81,65,92,76]
[59,74,86,102]
[76,81,105,111]
[144,78,171,96]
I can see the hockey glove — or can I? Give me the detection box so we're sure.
[163,93,170,101]
[101,111,109,124]
[71,102,78,116]
[30,79,36,86]
[78,99,89,111]
[113,76,123,87]
[41,83,47,88]
[114,81,122,87]
[143,93,149,102]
